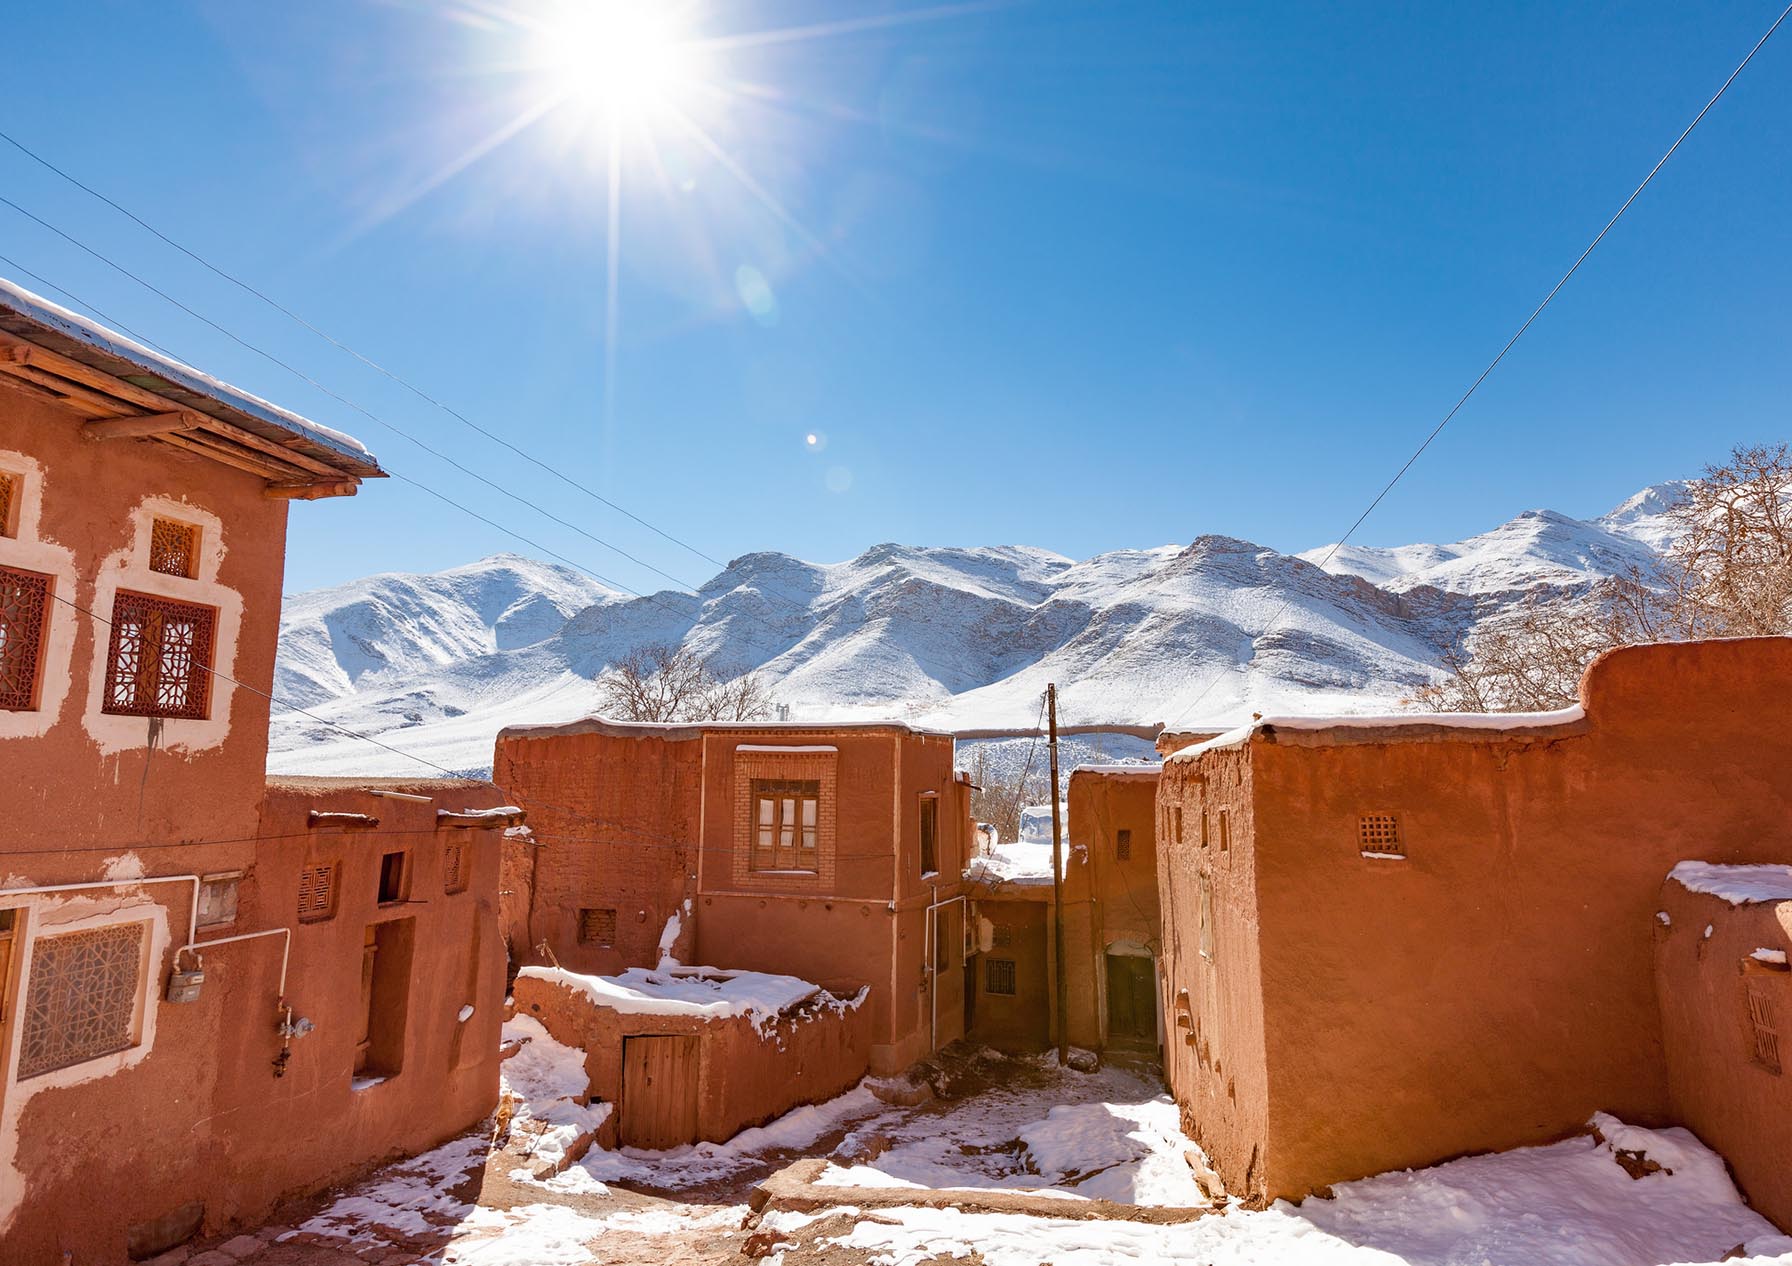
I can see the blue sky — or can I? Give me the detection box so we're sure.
[5,1,1789,593]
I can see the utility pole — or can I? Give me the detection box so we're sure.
[1047,682,1068,1065]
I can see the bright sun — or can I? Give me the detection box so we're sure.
[535,1,695,119]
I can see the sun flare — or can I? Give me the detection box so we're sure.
[533,0,697,119]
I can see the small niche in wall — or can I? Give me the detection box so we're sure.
[1358,814,1404,859]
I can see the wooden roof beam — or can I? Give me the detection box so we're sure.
[83,412,200,441]
[265,480,359,501]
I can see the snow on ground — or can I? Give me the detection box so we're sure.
[785,1113,1792,1265]
[815,1051,1205,1207]
[966,838,1059,885]
[501,1015,611,1174]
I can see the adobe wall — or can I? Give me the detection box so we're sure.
[493,727,701,974]
[0,778,508,1262]
[1655,880,1792,1230]
[967,896,1051,1052]
[1066,770,1161,1052]
[1,388,289,853]
[513,971,872,1147]
[1219,637,1792,1201]
[1156,745,1270,1197]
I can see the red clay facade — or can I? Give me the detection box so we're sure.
[1156,637,1792,1214]
[495,718,975,1073]
[0,284,510,1261]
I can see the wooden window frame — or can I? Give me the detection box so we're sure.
[750,778,821,874]
[100,590,216,721]
[919,793,940,878]
[1746,982,1782,1075]
[148,517,200,579]
[1358,813,1404,858]
[298,863,339,923]
[0,471,17,538]
[376,851,409,906]
[0,565,51,712]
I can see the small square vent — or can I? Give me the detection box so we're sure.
[1358,814,1404,858]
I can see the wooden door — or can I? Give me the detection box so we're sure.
[619,1035,700,1149]
[1105,954,1156,1045]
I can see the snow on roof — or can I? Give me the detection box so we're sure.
[518,964,821,1033]
[736,744,838,753]
[1668,861,1792,906]
[498,715,953,743]
[1166,705,1589,762]
[1069,762,1161,780]
[0,275,375,465]
[966,840,1060,888]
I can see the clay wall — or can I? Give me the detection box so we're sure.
[1065,770,1162,1052]
[1655,880,1792,1230]
[966,896,1051,1052]
[1,387,288,857]
[513,970,872,1147]
[0,777,509,1261]
[492,726,702,975]
[1156,744,1269,1195]
[1160,637,1792,1204]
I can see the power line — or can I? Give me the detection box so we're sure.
[1165,0,1792,731]
[0,126,731,573]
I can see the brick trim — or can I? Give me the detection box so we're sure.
[731,749,839,890]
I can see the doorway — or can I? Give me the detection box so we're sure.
[619,1034,700,1149]
[1104,952,1157,1049]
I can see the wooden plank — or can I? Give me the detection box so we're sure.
[620,1034,700,1149]
[264,481,359,501]
[0,358,137,415]
[158,431,308,482]
[83,412,200,440]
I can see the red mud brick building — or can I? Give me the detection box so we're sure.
[1155,637,1792,1220]
[494,718,975,1074]
[965,765,1164,1057]
[0,281,512,1261]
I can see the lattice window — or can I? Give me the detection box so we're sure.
[443,842,468,895]
[102,591,215,720]
[992,924,1015,948]
[1358,814,1403,858]
[986,957,1017,996]
[1747,984,1781,1075]
[18,922,146,1079]
[148,518,199,579]
[1116,829,1133,861]
[579,908,617,946]
[298,863,338,922]
[0,471,16,537]
[0,566,51,711]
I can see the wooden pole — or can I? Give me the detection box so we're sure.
[1048,682,1068,1065]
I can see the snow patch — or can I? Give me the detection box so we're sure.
[1670,861,1792,906]
[518,964,821,1034]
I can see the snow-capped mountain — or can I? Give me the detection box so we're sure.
[268,485,1685,777]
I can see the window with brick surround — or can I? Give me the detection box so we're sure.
[443,842,468,895]
[298,863,338,922]
[751,779,820,873]
[0,471,16,537]
[1358,814,1404,858]
[1116,829,1132,861]
[148,517,200,579]
[0,566,51,711]
[579,908,617,946]
[101,591,215,720]
[986,957,1017,996]
[18,922,147,1079]
[920,795,939,876]
[1747,983,1781,1074]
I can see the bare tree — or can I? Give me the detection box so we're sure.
[1413,443,1792,713]
[596,643,774,723]
[966,745,1052,846]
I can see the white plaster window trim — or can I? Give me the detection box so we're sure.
[0,451,77,741]
[0,895,168,1233]
[80,495,244,756]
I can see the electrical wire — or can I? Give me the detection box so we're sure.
[1165,0,1792,730]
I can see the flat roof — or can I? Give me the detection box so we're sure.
[497,715,955,743]
[1166,705,1589,762]
[0,277,383,483]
